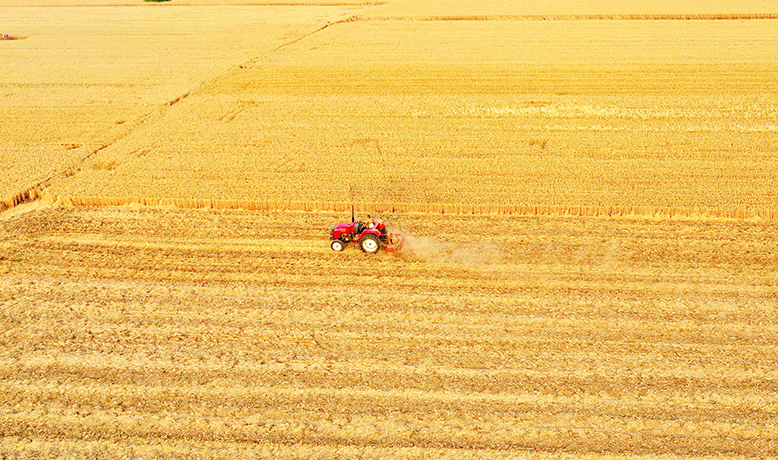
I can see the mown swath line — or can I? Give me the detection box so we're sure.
[3,411,772,456]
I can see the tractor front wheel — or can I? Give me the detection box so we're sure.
[331,240,345,252]
[360,235,380,254]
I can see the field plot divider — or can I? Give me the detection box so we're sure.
[42,195,778,222]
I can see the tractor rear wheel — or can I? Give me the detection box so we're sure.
[331,240,345,252]
[360,234,380,254]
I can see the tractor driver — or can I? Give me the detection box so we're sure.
[355,216,373,235]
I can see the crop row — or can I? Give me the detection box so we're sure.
[43,194,778,221]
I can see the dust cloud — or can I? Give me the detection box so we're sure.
[389,229,502,265]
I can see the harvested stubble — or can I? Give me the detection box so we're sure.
[1,205,777,458]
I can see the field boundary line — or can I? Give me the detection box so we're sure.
[42,195,778,222]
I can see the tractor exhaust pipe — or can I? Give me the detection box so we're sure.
[351,205,355,223]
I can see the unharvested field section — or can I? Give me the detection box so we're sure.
[0,3,361,207]
[48,18,778,217]
[1,205,777,458]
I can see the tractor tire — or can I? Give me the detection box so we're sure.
[360,234,381,254]
[331,240,345,252]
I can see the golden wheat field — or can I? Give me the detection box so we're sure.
[2,0,778,458]
[0,1,360,207]
[38,16,778,217]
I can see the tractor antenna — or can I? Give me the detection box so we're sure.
[351,205,355,223]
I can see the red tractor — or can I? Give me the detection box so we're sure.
[330,210,405,254]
